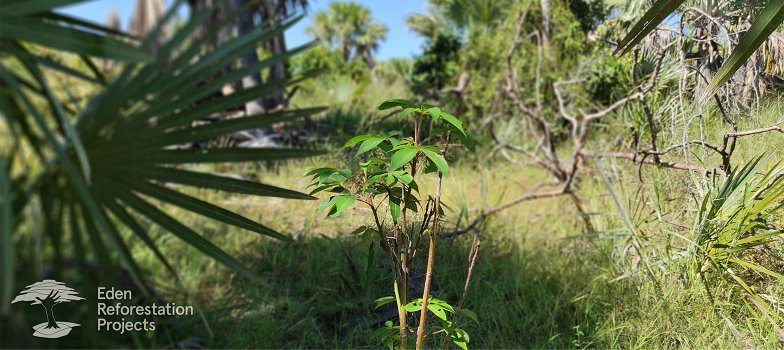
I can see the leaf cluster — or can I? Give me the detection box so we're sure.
[308,99,473,220]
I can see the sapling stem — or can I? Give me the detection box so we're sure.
[308,100,471,350]
[394,279,407,350]
[416,168,443,349]
[400,250,408,347]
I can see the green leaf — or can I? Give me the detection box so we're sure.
[390,147,419,170]
[735,230,783,246]
[138,167,315,200]
[343,134,376,148]
[458,308,479,324]
[356,137,385,156]
[306,167,339,177]
[149,74,315,131]
[43,11,134,38]
[126,148,325,164]
[401,107,417,118]
[0,17,150,62]
[78,198,151,296]
[729,258,784,281]
[389,191,401,222]
[452,328,469,350]
[703,2,784,101]
[2,0,319,305]
[378,99,415,110]
[129,180,290,241]
[391,171,415,187]
[32,55,103,84]
[403,300,423,312]
[426,106,442,120]
[328,195,356,218]
[428,304,448,321]
[116,189,256,279]
[0,156,12,314]
[454,130,478,152]
[361,227,380,247]
[308,185,334,196]
[0,66,126,288]
[615,0,686,55]
[15,49,92,183]
[150,44,314,119]
[422,149,448,175]
[430,297,455,313]
[438,111,466,137]
[100,196,182,282]
[0,1,86,16]
[374,296,396,309]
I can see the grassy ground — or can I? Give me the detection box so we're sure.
[4,100,783,348]
[128,144,783,348]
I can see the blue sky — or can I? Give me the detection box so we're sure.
[57,0,427,60]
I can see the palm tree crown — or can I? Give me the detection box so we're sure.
[306,1,388,68]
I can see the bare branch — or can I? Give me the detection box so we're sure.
[581,150,721,174]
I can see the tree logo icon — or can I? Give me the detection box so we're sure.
[12,279,85,338]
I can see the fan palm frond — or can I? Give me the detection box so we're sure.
[0,0,323,311]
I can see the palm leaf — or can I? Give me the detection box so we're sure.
[703,2,784,100]
[0,156,12,314]
[618,0,784,101]
[0,15,149,62]
[3,0,321,287]
[614,0,685,55]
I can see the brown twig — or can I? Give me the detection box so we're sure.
[440,237,481,349]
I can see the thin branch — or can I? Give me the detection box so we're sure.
[581,150,720,174]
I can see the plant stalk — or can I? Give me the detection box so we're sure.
[394,279,407,350]
[400,251,408,349]
[415,170,444,349]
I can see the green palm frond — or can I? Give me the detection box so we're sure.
[695,154,784,305]
[0,0,323,308]
[617,0,784,101]
[0,156,12,314]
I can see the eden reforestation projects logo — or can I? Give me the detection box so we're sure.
[11,279,85,339]
[11,279,197,341]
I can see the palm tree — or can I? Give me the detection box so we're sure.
[407,0,504,38]
[406,6,456,41]
[306,1,388,69]
[615,0,784,103]
[355,19,388,68]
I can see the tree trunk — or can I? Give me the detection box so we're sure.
[341,42,351,62]
[362,49,374,69]
[235,0,267,116]
[540,0,551,52]
[41,304,58,329]
[261,0,288,111]
[188,0,235,55]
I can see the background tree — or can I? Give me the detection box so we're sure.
[105,7,121,31]
[187,0,308,115]
[306,1,388,69]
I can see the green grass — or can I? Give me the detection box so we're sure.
[124,153,783,348]
[4,103,783,349]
